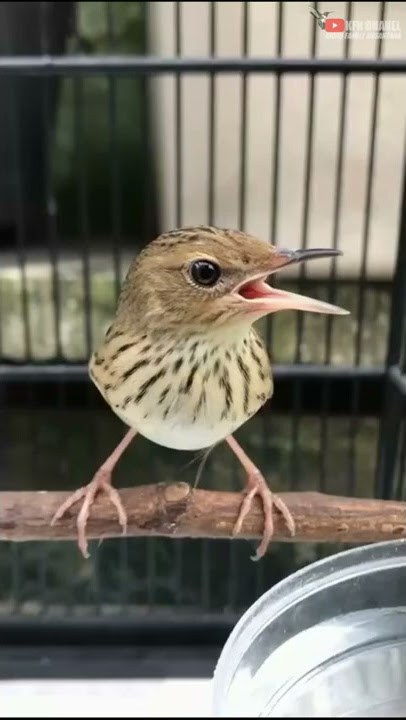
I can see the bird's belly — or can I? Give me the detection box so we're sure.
[95,327,273,452]
[133,413,241,451]
[113,395,250,451]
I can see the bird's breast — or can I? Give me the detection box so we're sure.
[89,327,273,451]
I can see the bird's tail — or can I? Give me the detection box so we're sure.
[180,444,218,489]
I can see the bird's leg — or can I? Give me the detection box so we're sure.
[226,435,295,561]
[51,428,137,559]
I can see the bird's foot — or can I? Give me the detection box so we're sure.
[232,470,296,561]
[50,469,127,559]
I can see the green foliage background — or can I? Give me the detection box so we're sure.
[52,2,147,240]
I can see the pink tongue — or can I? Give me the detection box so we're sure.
[240,286,259,300]
[239,280,272,300]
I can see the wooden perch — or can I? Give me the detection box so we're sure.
[0,484,405,545]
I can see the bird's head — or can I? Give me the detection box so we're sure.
[117,226,349,337]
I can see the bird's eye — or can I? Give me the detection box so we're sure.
[189,260,221,287]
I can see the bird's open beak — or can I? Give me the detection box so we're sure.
[235,247,350,316]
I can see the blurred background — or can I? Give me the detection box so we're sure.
[0,1,406,681]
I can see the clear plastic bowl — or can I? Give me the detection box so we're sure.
[212,540,406,717]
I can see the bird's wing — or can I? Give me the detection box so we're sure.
[308,6,321,19]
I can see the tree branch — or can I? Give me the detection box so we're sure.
[0,485,405,545]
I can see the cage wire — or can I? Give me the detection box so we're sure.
[0,1,406,629]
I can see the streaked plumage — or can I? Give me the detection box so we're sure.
[90,324,272,452]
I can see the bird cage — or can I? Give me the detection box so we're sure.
[0,1,405,678]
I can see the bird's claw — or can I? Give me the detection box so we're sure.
[232,471,296,561]
[50,470,127,559]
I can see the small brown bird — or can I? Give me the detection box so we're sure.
[51,226,349,559]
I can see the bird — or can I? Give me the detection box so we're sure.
[308,6,333,30]
[50,226,349,560]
